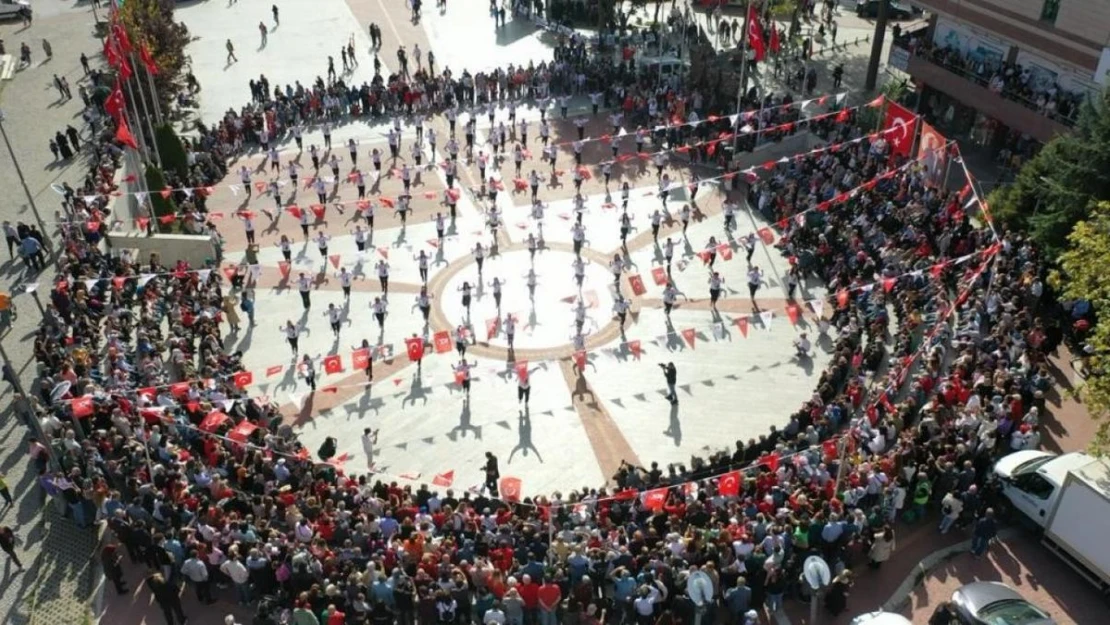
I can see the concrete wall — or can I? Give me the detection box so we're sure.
[732,132,827,170]
[108,231,217,268]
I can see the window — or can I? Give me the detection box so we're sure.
[1041,0,1060,24]
[1015,473,1055,499]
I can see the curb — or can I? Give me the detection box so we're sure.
[881,527,1018,613]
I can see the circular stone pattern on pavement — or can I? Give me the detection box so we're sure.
[437,249,618,352]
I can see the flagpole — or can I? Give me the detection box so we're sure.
[129,52,162,168]
[121,77,150,163]
[732,0,752,155]
[145,65,165,127]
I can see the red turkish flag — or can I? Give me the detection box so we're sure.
[104,83,125,121]
[406,337,425,362]
[643,488,668,511]
[115,118,139,150]
[515,360,529,381]
[883,277,897,293]
[351,347,371,370]
[735,317,749,337]
[718,244,733,261]
[628,274,646,295]
[651,267,668,286]
[139,42,159,75]
[170,382,190,397]
[311,204,326,220]
[432,470,455,487]
[278,261,291,279]
[757,227,775,245]
[233,371,253,389]
[72,395,94,418]
[718,471,742,497]
[758,453,780,472]
[786,304,801,325]
[287,206,302,219]
[222,266,238,282]
[499,476,523,502]
[681,328,696,348]
[485,317,500,340]
[823,437,841,461]
[433,330,452,354]
[573,350,587,371]
[329,254,341,269]
[769,20,781,54]
[747,4,766,62]
[882,101,917,158]
[266,365,284,377]
[628,340,642,359]
[111,23,133,54]
[323,354,343,374]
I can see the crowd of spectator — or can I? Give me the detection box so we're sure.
[898,29,1087,126]
[22,84,1064,625]
[16,11,1068,625]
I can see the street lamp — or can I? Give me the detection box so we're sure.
[0,109,53,254]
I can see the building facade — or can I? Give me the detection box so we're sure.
[891,0,1110,146]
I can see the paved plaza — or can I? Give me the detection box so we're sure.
[0,2,1093,625]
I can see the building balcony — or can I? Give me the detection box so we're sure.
[895,41,1074,144]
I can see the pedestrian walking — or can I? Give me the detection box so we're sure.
[483,452,500,495]
[147,572,187,625]
[659,362,678,404]
[226,39,237,64]
[0,526,21,570]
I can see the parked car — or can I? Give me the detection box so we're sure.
[855,0,918,19]
[849,611,911,625]
[951,582,1056,625]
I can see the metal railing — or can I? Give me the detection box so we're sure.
[897,40,1083,127]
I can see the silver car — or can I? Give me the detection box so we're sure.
[951,582,1056,625]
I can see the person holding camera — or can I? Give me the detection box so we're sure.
[659,362,678,405]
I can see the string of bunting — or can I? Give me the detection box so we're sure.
[88,93,873,220]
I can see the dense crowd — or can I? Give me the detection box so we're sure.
[18,8,1066,625]
[899,29,1086,126]
[23,82,1062,625]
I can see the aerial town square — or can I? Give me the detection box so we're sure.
[0,0,1108,624]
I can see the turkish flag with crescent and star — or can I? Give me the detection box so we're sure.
[747,4,767,62]
[882,101,917,159]
[718,470,742,497]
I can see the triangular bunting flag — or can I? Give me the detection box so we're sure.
[681,328,696,348]
[759,310,774,328]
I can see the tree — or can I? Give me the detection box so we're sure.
[118,0,192,110]
[990,88,1110,260]
[154,124,189,179]
[1054,201,1110,454]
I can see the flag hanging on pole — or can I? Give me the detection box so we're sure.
[115,118,139,150]
[139,42,159,75]
[104,82,126,121]
[747,4,767,62]
[769,20,781,54]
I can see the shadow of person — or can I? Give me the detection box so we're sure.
[663,402,682,446]
[447,397,482,440]
[402,370,431,408]
[508,411,543,464]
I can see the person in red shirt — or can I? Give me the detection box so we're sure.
[537,579,562,625]
[325,604,345,625]
[518,574,540,620]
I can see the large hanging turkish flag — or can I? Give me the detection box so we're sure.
[747,4,766,62]
[882,101,917,158]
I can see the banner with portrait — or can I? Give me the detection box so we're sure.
[916,122,947,187]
